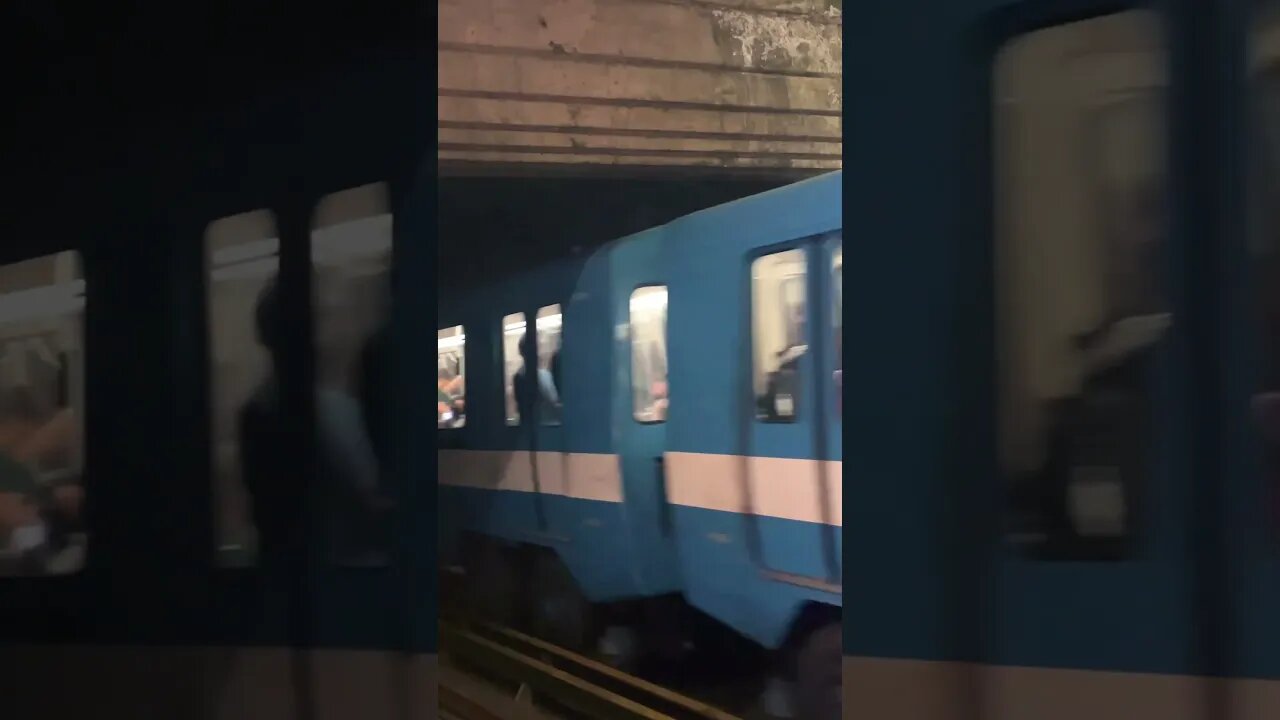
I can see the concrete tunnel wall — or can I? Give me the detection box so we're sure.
[438,0,843,175]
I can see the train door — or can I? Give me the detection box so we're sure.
[1229,3,1280,712]
[984,9,1203,717]
[611,233,680,594]
[826,236,843,579]
[530,300,566,539]
[744,236,841,587]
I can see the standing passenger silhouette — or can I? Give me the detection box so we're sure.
[239,279,388,568]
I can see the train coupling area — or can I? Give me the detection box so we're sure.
[439,617,744,720]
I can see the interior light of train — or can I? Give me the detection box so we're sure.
[211,257,280,282]
[211,238,279,266]
[752,260,806,281]
[503,313,563,335]
[0,281,85,324]
[310,216,392,263]
[438,334,466,349]
[629,289,668,312]
[210,216,391,282]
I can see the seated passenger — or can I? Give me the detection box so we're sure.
[0,387,52,565]
[438,370,461,428]
[760,344,805,421]
[649,380,669,421]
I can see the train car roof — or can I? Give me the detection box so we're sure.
[452,170,842,303]
[671,169,842,228]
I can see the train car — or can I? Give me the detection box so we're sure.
[844,0,1280,718]
[0,26,436,720]
[436,171,843,718]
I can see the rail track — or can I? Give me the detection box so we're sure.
[438,616,744,720]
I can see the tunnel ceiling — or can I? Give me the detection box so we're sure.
[437,0,842,176]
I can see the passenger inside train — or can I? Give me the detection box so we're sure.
[238,279,391,567]
[758,311,806,423]
[0,384,83,573]
[513,331,560,425]
[1004,174,1170,557]
[752,250,807,423]
[436,325,466,430]
[437,362,465,429]
[630,285,668,422]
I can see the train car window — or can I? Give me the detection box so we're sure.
[438,326,466,429]
[503,312,525,426]
[631,286,669,423]
[535,304,563,425]
[0,250,86,576]
[1250,2,1280,543]
[993,11,1168,560]
[752,249,807,423]
[311,183,393,567]
[206,210,281,566]
[832,243,842,410]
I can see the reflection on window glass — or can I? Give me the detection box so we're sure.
[535,304,563,425]
[311,183,393,567]
[503,312,524,426]
[832,243,842,409]
[994,11,1167,560]
[752,249,807,423]
[0,250,85,576]
[631,287,669,422]
[207,210,279,567]
[438,326,466,429]
[1250,1,1280,541]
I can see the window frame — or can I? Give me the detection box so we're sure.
[0,247,89,578]
[500,310,527,427]
[747,242,812,426]
[828,236,843,421]
[437,323,467,431]
[985,5,1171,561]
[629,283,670,425]
[534,303,564,427]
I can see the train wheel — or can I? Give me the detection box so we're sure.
[530,552,594,652]
[793,623,841,720]
[462,540,518,627]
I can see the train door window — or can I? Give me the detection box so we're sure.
[631,286,669,422]
[1250,1,1280,543]
[503,312,525,425]
[0,250,85,576]
[206,209,280,567]
[535,304,563,425]
[993,11,1168,560]
[311,183,393,567]
[752,248,807,423]
[438,326,466,429]
[832,242,842,409]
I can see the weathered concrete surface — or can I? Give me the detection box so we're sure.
[439,0,842,176]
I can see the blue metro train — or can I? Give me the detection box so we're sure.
[442,0,1280,717]
[437,171,843,717]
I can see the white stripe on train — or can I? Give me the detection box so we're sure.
[437,449,843,527]
[844,657,1280,720]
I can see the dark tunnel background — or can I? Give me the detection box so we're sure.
[437,176,789,293]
